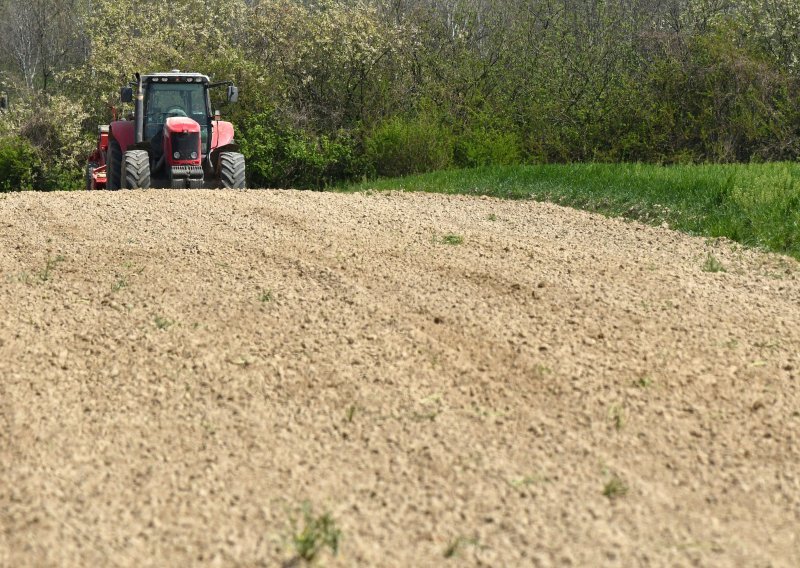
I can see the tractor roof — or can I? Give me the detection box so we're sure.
[143,71,210,84]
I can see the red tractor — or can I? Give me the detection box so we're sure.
[86,70,245,189]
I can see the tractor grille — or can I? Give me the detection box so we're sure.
[172,132,200,160]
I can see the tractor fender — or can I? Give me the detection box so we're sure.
[109,120,135,153]
[211,120,235,150]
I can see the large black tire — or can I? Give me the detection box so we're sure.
[85,162,96,191]
[219,152,246,189]
[122,150,151,189]
[107,139,122,190]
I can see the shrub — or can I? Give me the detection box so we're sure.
[365,115,453,178]
[239,111,365,189]
[454,127,522,168]
[0,95,89,190]
[0,137,41,191]
[38,162,83,191]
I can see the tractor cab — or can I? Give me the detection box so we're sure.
[141,72,212,157]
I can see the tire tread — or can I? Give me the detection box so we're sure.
[107,140,122,190]
[219,152,246,189]
[123,150,151,189]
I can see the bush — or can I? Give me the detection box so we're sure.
[365,116,453,178]
[0,137,42,191]
[239,111,365,189]
[454,127,521,168]
[0,95,89,190]
[38,162,83,191]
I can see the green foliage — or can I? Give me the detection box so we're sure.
[154,316,173,330]
[239,111,364,189]
[38,254,66,282]
[38,163,83,191]
[443,535,480,559]
[703,253,727,273]
[603,475,629,499]
[454,126,521,168]
[0,95,89,190]
[366,115,454,178]
[246,0,403,132]
[291,503,341,563]
[0,136,41,191]
[440,234,464,246]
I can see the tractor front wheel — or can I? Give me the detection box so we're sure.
[219,152,246,189]
[122,150,151,189]
[107,139,122,190]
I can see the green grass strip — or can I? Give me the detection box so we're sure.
[341,163,800,259]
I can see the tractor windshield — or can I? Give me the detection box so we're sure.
[144,83,209,132]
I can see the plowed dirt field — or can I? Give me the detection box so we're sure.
[1,190,799,567]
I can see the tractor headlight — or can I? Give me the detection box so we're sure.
[190,151,198,159]
[173,151,181,160]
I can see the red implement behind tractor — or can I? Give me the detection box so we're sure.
[86,70,245,189]
[86,125,109,190]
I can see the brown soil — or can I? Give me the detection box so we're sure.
[1,190,799,567]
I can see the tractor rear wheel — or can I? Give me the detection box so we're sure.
[219,152,246,189]
[85,162,97,191]
[107,139,122,190]
[122,150,151,189]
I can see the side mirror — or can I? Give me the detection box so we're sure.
[227,85,239,103]
[120,87,133,103]
[0,94,7,111]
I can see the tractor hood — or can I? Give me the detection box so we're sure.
[164,117,202,166]
[164,116,201,135]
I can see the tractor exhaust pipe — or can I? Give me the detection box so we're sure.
[134,73,144,144]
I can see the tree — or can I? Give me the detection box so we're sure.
[0,0,85,92]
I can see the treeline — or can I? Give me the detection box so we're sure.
[2,0,800,190]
